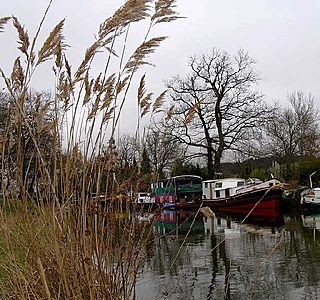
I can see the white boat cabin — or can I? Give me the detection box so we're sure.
[202,178,246,200]
[300,171,320,206]
[235,178,281,195]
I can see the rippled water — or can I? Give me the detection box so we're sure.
[135,210,320,300]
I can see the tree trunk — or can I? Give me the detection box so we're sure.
[214,96,224,178]
[214,150,223,177]
[207,149,214,178]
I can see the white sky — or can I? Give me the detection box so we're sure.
[1,0,320,133]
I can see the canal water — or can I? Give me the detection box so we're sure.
[135,209,320,300]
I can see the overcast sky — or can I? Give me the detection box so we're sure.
[1,0,320,132]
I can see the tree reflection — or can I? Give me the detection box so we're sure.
[136,210,320,299]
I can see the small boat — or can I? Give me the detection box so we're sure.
[202,177,285,217]
[301,188,320,207]
[136,192,154,204]
[133,191,159,211]
[301,172,320,208]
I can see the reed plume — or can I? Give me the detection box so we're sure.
[0,17,10,33]
[0,0,180,298]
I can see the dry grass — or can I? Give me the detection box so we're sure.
[0,201,154,299]
[0,0,179,298]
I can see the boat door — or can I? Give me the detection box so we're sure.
[225,188,230,198]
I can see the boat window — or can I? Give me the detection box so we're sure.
[216,190,220,198]
[175,177,202,186]
[204,182,208,188]
[216,182,222,188]
[237,181,245,187]
[203,195,206,199]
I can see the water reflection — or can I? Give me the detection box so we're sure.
[154,210,205,237]
[302,213,320,229]
[136,210,320,300]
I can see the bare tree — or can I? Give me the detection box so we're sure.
[163,48,269,177]
[116,133,139,170]
[0,91,57,196]
[266,91,320,160]
[145,126,183,179]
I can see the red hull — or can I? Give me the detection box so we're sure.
[202,188,283,218]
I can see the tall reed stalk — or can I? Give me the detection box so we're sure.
[0,1,179,298]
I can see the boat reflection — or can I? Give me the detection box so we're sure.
[142,209,285,299]
[153,209,285,238]
[154,209,204,236]
[203,211,285,238]
[137,209,320,300]
[301,213,320,230]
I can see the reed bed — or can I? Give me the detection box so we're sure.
[0,0,179,298]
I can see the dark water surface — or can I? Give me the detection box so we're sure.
[135,209,320,300]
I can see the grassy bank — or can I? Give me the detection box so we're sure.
[0,200,155,299]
